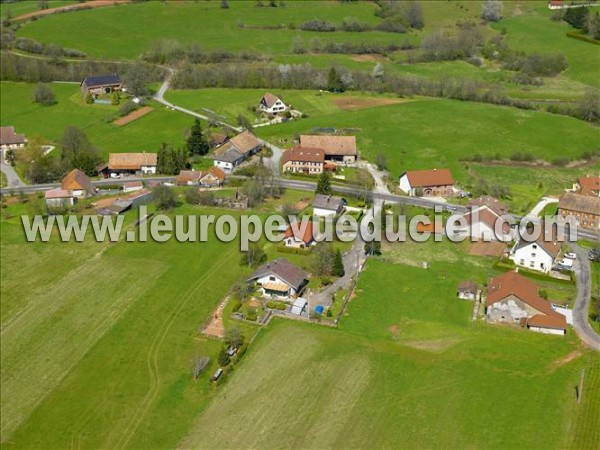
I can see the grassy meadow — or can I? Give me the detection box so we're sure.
[180,238,598,449]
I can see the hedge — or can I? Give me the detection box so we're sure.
[566,32,600,45]
[493,260,575,285]
[266,300,287,310]
[277,244,312,255]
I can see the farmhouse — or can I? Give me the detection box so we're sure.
[200,167,226,187]
[300,135,357,164]
[176,170,202,186]
[467,196,509,216]
[486,270,566,335]
[558,193,600,231]
[312,194,346,217]
[509,232,561,273]
[283,221,315,248]
[0,126,26,150]
[44,188,74,208]
[212,130,261,173]
[105,152,157,177]
[247,258,308,299]
[80,73,122,96]
[281,146,326,175]
[455,205,511,241]
[61,169,95,198]
[96,188,152,215]
[457,280,478,300]
[399,169,454,197]
[259,93,287,114]
[574,176,600,197]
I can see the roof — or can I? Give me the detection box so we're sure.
[558,192,600,216]
[0,126,26,145]
[248,258,308,291]
[126,188,151,201]
[402,169,454,188]
[82,73,121,88]
[284,221,314,245]
[262,282,290,293]
[312,194,345,211]
[203,166,226,182]
[261,92,282,108]
[108,152,157,170]
[458,280,478,294]
[61,169,94,193]
[487,271,555,318]
[211,133,229,146]
[45,188,72,199]
[512,227,562,258]
[467,196,508,216]
[578,176,600,196]
[463,206,511,234]
[176,170,202,185]
[212,147,244,163]
[527,313,567,330]
[281,146,325,165]
[123,181,143,188]
[300,135,357,156]
[229,130,261,154]
[415,221,443,234]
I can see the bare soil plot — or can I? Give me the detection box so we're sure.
[15,0,129,21]
[351,54,387,63]
[469,241,506,257]
[333,96,406,111]
[201,296,229,339]
[113,106,153,126]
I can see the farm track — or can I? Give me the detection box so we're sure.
[109,247,238,450]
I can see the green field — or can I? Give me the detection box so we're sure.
[0,1,75,19]
[0,81,191,156]
[180,238,598,449]
[0,200,254,448]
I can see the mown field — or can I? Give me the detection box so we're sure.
[0,81,191,156]
[181,238,598,449]
[0,200,254,448]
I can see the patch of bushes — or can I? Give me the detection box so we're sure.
[321,277,332,286]
[277,244,312,255]
[300,19,336,32]
[266,301,287,310]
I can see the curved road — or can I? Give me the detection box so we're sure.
[571,244,600,350]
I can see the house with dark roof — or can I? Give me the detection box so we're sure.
[211,130,261,173]
[312,194,346,217]
[247,258,308,299]
[300,135,357,164]
[486,270,566,335]
[558,192,600,231]
[509,229,562,273]
[457,280,478,300]
[399,169,455,197]
[259,93,287,115]
[283,221,315,249]
[0,126,26,150]
[80,73,122,96]
[281,146,326,175]
[467,196,509,216]
[61,169,95,198]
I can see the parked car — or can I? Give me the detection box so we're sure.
[210,368,223,382]
[564,252,577,260]
[589,249,600,262]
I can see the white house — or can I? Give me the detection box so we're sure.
[457,280,478,300]
[0,126,26,151]
[283,222,315,249]
[399,169,454,197]
[247,259,308,300]
[454,205,511,242]
[44,188,74,208]
[259,93,287,114]
[106,153,157,177]
[312,194,346,217]
[211,131,261,173]
[509,234,561,273]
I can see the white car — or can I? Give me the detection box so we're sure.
[564,252,577,260]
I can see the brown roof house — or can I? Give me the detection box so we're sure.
[486,270,566,335]
[282,147,325,175]
[399,169,455,197]
[558,192,600,231]
[62,169,95,199]
[454,205,511,242]
[283,221,315,249]
[509,228,562,274]
[176,167,226,187]
[574,176,600,197]
[259,93,287,115]
[106,152,157,176]
[247,258,308,299]
[212,130,262,173]
[300,135,357,164]
[0,126,26,150]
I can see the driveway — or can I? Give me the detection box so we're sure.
[527,196,559,218]
[0,150,25,188]
[570,243,600,351]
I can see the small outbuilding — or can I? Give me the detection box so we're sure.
[80,73,122,96]
[457,280,478,300]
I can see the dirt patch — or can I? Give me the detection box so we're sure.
[201,296,229,339]
[388,324,399,337]
[404,338,463,353]
[248,298,261,308]
[293,198,311,211]
[15,0,129,21]
[549,349,583,371]
[113,106,153,126]
[469,241,507,258]
[351,54,387,63]
[333,96,406,111]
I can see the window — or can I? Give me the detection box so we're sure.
[269,276,275,281]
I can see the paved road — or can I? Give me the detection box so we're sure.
[0,150,25,188]
[570,244,600,351]
[527,196,559,218]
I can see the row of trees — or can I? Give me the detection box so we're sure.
[558,5,600,40]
